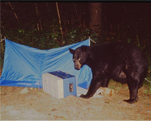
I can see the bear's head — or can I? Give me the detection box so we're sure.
[69,46,89,70]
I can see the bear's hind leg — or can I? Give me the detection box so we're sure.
[124,75,140,104]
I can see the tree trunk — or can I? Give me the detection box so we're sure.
[35,3,42,31]
[89,3,102,35]
[8,2,19,23]
[56,2,63,39]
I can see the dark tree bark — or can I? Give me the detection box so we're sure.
[8,2,19,23]
[35,3,42,31]
[89,3,102,35]
[56,2,63,39]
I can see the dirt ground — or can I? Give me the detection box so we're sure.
[1,79,151,120]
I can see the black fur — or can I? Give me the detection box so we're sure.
[69,42,148,104]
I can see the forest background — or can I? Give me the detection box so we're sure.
[0,2,151,80]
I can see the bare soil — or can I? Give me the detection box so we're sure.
[1,80,151,120]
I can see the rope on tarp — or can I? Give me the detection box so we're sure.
[0,37,6,43]
[145,78,151,84]
[89,36,96,44]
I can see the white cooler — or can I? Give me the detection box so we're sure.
[42,71,77,99]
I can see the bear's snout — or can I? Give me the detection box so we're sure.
[74,60,82,70]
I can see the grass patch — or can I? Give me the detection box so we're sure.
[108,79,127,92]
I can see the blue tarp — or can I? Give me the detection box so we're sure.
[0,39,92,89]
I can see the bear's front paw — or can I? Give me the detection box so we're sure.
[80,94,90,99]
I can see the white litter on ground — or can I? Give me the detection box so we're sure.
[77,86,103,98]
[20,87,28,94]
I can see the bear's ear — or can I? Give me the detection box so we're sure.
[81,46,87,51]
[69,48,74,54]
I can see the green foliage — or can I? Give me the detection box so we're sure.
[147,66,151,80]
[65,27,92,44]
[0,21,92,58]
[1,19,151,81]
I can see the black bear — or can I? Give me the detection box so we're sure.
[69,42,148,104]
